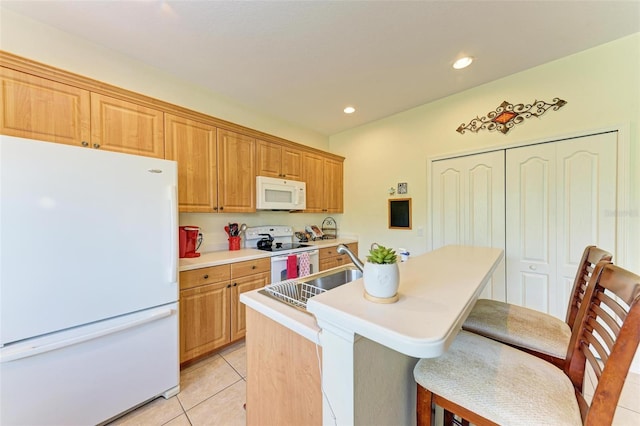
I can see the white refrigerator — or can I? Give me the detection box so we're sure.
[0,135,180,425]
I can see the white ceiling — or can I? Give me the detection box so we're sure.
[2,1,639,136]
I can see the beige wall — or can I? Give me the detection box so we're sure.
[330,33,640,272]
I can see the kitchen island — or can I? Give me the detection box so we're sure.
[240,245,504,425]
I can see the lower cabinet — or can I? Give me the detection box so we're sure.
[319,242,359,271]
[179,258,270,365]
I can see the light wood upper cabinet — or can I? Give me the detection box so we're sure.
[0,67,90,146]
[165,114,218,212]
[302,152,344,213]
[302,152,325,212]
[90,93,164,158]
[1,56,345,213]
[217,129,256,213]
[323,157,344,213]
[256,139,302,180]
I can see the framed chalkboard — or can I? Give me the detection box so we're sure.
[388,198,412,229]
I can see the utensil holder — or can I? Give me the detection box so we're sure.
[228,236,241,251]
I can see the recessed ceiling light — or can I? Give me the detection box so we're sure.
[453,56,474,70]
[344,106,356,114]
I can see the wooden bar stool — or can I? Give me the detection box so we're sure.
[414,261,640,426]
[462,245,612,369]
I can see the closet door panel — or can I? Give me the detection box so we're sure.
[555,132,617,314]
[431,165,463,248]
[431,151,505,301]
[506,144,557,313]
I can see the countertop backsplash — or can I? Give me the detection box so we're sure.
[179,212,345,253]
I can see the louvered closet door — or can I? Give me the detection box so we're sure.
[431,150,506,300]
[506,133,617,319]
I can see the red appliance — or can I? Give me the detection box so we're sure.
[179,226,202,258]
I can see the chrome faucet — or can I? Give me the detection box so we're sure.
[336,244,364,272]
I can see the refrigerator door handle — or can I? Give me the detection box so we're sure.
[169,185,178,284]
[0,308,176,363]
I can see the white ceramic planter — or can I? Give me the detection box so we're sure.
[363,262,400,299]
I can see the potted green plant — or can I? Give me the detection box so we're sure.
[363,243,400,303]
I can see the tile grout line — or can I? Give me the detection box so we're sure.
[182,377,246,416]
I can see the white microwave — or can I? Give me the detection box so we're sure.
[256,176,306,211]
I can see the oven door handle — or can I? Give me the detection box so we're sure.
[271,249,319,262]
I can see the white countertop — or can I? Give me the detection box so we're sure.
[240,289,322,344]
[306,245,504,359]
[179,237,357,271]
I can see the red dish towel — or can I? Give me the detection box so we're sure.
[286,254,298,279]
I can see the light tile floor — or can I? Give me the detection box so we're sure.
[111,340,640,425]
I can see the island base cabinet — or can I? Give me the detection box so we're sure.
[245,308,322,426]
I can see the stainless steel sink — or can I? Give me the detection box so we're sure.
[303,267,362,291]
[259,265,362,311]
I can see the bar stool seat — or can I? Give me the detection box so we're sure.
[462,245,612,368]
[463,299,571,359]
[414,261,640,426]
[414,330,582,425]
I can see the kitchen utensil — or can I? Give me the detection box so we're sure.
[239,223,247,236]
[229,223,239,236]
[224,226,230,236]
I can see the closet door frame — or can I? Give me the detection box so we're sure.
[426,123,632,272]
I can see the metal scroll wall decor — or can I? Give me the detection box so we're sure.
[456,98,567,135]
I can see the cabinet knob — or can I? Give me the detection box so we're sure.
[219,206,224,211]
[251,265,256,269]
[227,284,231,288]
[81,141,89,147]
[213,206,218,211]
[529,265,537,271]
[233,283,237,287]
[203,274,209,279]
[93,143,100,149]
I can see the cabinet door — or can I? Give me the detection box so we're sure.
[281,146,302,180]
[90,93,164,158]
[180,281,230,363]
[165,114,218,212]
[431,151,506,300]
[323,157,344,213]
[302,152,325,212]
[0,67,90,146]
[256,139,282,178]
[230,272,270,341]
[217,129,256,212]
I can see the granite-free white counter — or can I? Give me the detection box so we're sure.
[179,237,357,271]
[307,245,504,359]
